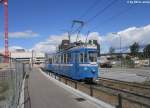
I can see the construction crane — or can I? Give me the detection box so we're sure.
[0,0,9,63]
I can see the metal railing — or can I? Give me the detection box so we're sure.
[0,55,30,108]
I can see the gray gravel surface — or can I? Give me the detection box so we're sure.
[100,68,150,83]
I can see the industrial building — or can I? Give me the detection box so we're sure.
[0,49,45,63]
[10,50,45,63]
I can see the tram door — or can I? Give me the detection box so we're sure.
[74,52,79,78]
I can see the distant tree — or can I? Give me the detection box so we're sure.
[143,44,150,58]
[130,42,139,57]
[144,44,150,67]
[109,47,115,54]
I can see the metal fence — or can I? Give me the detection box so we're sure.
[0,55,29,108]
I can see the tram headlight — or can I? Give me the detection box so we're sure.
[84,67,88,71]
[91,69,96,73]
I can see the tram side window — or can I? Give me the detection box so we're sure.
[53,56,55,64]
[59,55,61,63]
[67,53,71,63]
[57,55,59,63]
[49,58,52,64]
[61,54,63,63]
[72,53,75,63]
[66,54,67,63]
[84,53,88,62]
[54,56,56,63]
[80,53,84,63]
[56,55,59,63]
[64,54,66,64]
[88,51,97,62]
[55,56,57,63]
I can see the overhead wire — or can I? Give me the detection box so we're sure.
[71,0,119,34]
[86,0,119,24]
[69,0,101,36]
[78,0,101,20]
[90,5,134,31]
[85,4,135,52]
[68,0,122,42]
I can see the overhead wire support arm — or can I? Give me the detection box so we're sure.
[72,20,84,27]
[71,20,85,42]
[69,20,84,35]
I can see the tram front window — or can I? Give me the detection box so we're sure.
[88,51,97,62]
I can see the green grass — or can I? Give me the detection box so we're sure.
[143,81,150,86]
[0,81,9,101]
[0,82,9,93]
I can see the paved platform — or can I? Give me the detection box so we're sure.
[28,68,105,108]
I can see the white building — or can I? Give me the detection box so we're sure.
[10,50,45,64]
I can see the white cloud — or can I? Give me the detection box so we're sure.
[0,48,3,54]
[103,24,150,52]
[32,32,102,53]
[4,24,149,54]
[9,46,26,51]
[8,30,39,38]
[0,46,26,54]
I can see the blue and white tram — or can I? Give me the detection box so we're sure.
[45,45,99,81]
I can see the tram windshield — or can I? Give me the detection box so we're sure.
[88,51,97,62]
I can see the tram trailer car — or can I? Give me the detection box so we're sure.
[45,45,99,81]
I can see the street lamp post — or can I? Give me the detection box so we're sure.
[112,33,122,68]
[119,34,122,68]
[32,50,34,68]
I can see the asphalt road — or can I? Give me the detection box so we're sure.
[28,68,101,108]
[100,68,150,83]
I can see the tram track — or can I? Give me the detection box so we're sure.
[93,82,150,107]
[98,77,150,89]
[97,77,150,98]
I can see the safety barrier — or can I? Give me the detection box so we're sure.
[0,55,30,108]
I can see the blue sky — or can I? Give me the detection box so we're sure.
[0,0,150,52]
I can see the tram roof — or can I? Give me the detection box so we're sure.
[59,45,96,54]
[46,45,97,55]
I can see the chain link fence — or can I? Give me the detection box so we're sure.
[0,54,30,108]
